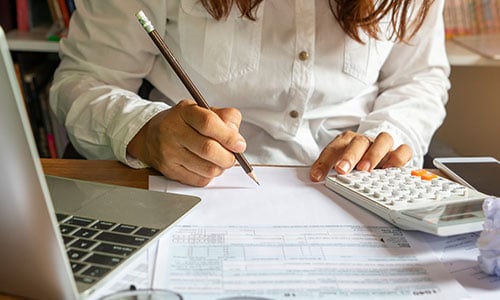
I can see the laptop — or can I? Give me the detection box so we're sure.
[0,27,200,299]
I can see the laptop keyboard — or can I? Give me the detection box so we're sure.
[56,213,160,284]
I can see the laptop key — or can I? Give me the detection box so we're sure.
[70,239,97,250]
[75,276,96,284]
[71,262,88,273]
[73,228,99,239]
[135,227,160,237]
[81,266,111,278]
[112,224,137,234]
[63,236,75,245]
[95,232,148,246]
[65,216,95,227]
[94,243,136,256]
[56,213,70,222]
[91,220,116,230]
[85,253,123,266]
[67,249,88,260]
[60,224,78,234]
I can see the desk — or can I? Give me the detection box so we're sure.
[0,160,454,299]
[41,158,160,189]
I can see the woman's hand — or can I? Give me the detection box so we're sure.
[127,100,247,186]
[309,131,412,182]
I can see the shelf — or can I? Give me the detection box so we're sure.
[6,28,59,53]
[7,28,500,66]
[446,40,500,67]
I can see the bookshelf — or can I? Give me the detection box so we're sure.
[6,27,66,159]
[5,25,500,66]
[6,28,500,66]
[6,27,59,52]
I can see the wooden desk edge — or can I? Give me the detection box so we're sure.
[40,159,446,188]
[41,158,161,189]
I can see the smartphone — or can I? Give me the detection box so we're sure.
[433,156,499,197]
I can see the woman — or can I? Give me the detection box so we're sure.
[50,0,450,186]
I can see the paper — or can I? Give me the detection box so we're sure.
[154,225,468,300]
[415,232,500,300]
[148,167,470,299]
[148,166,387,227]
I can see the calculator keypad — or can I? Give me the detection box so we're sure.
[329,168,475,210]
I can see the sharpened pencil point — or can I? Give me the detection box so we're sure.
[248,171,260,186]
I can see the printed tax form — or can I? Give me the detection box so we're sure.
[149,166,478,299]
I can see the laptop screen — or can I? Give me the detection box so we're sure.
[0,27,79,299]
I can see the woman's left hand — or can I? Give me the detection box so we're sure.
[309,131,412,182]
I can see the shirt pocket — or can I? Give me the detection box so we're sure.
[343,31,394,84]
[178,0,264,84]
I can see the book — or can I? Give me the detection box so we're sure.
[15,0,52,32]
[444,0,500,39]
[15,0,30,32]
[57,0,71,29]
[47,0,65,33]
[14,52,60,157]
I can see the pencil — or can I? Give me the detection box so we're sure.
[136,10,260,185]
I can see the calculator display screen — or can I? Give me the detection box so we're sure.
[400,199,485,224]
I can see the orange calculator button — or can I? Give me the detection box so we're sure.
[411,169,439,181]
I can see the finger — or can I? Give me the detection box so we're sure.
[334,134,372,175]
[212,107,243,131]
[161,163,213,187]
[381,144,413,168]
[187,137,237,169]
[356,132,393,171]
[181,105,247,154]
[310,131,357,182]
[154,147,225,187]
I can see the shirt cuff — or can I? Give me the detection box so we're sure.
[115,102,169,169]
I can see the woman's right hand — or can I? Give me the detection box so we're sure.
[127,99,247,186]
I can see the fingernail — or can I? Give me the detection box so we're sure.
[228,122,239,131]
[357,161,371,172]
[310,168,324,182]
[336,160,351,174]
[234,139,247,152]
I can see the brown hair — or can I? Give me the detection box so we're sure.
[199,0,434,43]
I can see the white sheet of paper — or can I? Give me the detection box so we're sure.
[149,166,387,227]
[148,166,471,299]
[413,231,500,300]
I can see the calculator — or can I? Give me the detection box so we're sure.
[325,167,488,236]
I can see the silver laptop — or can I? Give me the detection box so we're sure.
[0,27,200,299]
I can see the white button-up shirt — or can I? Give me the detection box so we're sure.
[50,0,450,168]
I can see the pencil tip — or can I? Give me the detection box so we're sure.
[248,171,260,186]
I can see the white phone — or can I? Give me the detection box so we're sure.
[433,156,499,197]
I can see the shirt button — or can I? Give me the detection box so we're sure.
[298,51,309,61]
[289,110,299,118]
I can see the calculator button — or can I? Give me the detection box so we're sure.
[326,167,488,235]
[336,175,353,184]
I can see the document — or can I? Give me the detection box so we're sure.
[149,166,470,299]
[154,225,467,300]
[414,232,500,300]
